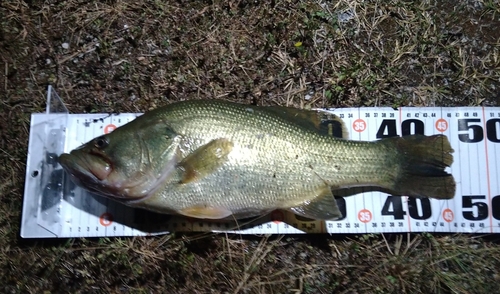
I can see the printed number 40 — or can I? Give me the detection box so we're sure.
[381,195,500,221]
[381,196,431,220]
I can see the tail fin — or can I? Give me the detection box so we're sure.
[385,134,455,199]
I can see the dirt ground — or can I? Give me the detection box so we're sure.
[1,0,500,293]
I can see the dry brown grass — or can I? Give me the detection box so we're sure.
[1,0,500,293]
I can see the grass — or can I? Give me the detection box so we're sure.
[1,0,500,292]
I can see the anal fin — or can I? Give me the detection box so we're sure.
[288,187,343,220]
[179,205,233,219]
[178,138,234,183]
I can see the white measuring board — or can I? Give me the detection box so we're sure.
[21,89,500,237]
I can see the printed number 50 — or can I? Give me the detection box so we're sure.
[462,195,488,220]
[458,118,500,143]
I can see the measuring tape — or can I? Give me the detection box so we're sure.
[21,106,500,238]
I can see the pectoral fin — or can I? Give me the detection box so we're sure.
[178,138,234,183]
[179,205,233,219]
[288,187,342,220]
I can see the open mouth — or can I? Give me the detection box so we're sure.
[59,151,155,201]
[59,150,112,181]
[86,149,113,181]
[59,146,179,203]
[58,151,117,196]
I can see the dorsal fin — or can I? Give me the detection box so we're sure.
[262,106,348,139]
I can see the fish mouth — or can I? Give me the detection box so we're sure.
[58,149,174,202]
[59,150,144,200]
[58,151,117,197]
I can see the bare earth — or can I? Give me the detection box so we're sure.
[1,0,500,293]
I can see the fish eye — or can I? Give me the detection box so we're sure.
[94,136,109,149]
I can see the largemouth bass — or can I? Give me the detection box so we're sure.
[59,100,455,220]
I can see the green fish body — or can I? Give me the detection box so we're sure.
[59,100,455,220]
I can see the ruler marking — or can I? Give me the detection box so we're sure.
[456,110,464,232]
[356,108,367,232]
[482,107,493,233]
[446,107,456,233]
[399,108,412,233]
[23,107,500,237]
[496,113,500,232]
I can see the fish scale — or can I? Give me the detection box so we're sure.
[146,102,372,207]
[59,100,455,220]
